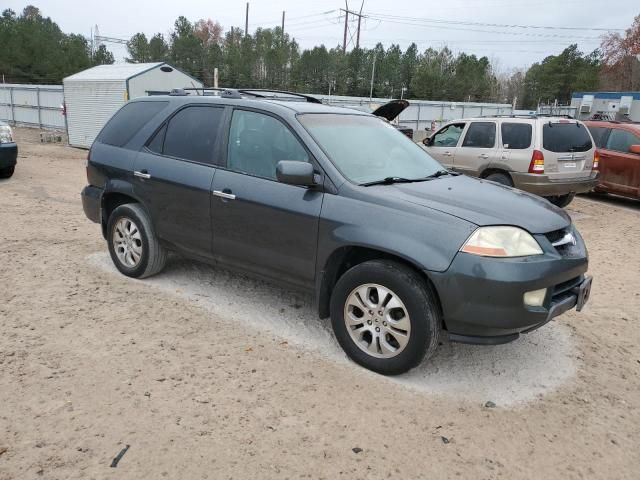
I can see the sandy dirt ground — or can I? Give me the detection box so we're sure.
[0,128,639,479]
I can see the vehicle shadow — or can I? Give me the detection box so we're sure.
[90,252,577,406]
[579,192,640,211]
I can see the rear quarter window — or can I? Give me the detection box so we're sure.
[501,123,532,149]
[542,122,592,153]
[97,101,168,147]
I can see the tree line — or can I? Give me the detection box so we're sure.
[2,6,639,109]
[0,6,113,84]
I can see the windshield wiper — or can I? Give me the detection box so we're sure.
[361,170,458,186]
[360,176,418,186]
[424,169,458,179]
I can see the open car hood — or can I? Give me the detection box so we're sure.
[371,99,409,121]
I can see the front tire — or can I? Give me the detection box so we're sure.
[0,166,15,179]
[107,203,167,278]
[330,260,441,375]
[545,193,575,208]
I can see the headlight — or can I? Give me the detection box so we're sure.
[460,226,543,257]
[0,125,13,144]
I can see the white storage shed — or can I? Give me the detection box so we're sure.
[63,63,203,148]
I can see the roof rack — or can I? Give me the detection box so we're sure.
[167,87,321,103]
[236,89,322,104]
[481,113,575,119]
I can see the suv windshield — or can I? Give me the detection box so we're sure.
[542,122,592,153]
[298,114,443,184]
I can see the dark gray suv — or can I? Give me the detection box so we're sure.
[81,89,592,375]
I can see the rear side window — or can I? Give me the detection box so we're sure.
[98,101,167,147]
[588,126,610,148]
[542,123,592,153]
[148,106,224,164]
[501,123,532,149]
[462,122,496,148]
[604,129,640,153]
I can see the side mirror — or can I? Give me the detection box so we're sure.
[422,137,432,146]
[629,144,640,155]
[276,160,316,186]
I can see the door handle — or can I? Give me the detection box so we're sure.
[134,170,151,179]
[213,190,236,200]
[478,154,489,159]
[443,151,452,157]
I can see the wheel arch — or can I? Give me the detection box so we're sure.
[480,167,513,181]
[100,182,147,239]
[316,245,444,326]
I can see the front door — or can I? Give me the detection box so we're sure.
[211,109,323,288]
[133,105,225,257]
[426,123,465,168]
[454,121,498,176]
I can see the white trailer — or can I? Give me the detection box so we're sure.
[63,63,202,148]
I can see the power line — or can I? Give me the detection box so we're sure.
[362,14,603,40]
[363,11,626,32]
[248,10,337,27]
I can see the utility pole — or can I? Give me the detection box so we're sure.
[281,11,285,35]
[245,3,249,37]
[369,52,377,101]
[356,1,364,49]
[342,2,348,54]
[341,1,366,52]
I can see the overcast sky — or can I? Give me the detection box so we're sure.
[4,0,638,71]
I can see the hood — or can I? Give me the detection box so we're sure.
[372,99,409,121]
[368,175,571,234]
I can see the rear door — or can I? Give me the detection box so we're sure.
[454,121,498,176]
[133,105,225,257]
[495,121,534,173]
[599,127,640,197]
[210,108,323,288]
[426,122,465,168]
[540,120,594,180]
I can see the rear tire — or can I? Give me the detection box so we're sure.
[107,203,167,278]
[484,172,513,187]
[330,260,441,375]
[546,193,575,208]
[0,166,15,179]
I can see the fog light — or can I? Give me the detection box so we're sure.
[524,288,547,307]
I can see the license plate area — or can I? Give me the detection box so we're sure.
[574,275,592,312]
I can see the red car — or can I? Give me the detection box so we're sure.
[585,121,640,200]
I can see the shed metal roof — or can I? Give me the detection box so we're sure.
[63,63,165,82]
[572,91,640,100]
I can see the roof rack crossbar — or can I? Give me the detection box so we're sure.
[236,89,322,104]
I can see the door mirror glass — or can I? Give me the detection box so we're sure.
[629,144,640,155]
[276,160,315,186]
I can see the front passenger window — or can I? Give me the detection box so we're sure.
[227,110,309,180]
[432,123,464,147]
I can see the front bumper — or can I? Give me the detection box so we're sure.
[0,142,18,169]
[429,228,589,344]
[511,171,598,196]
[81,185,102,224]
